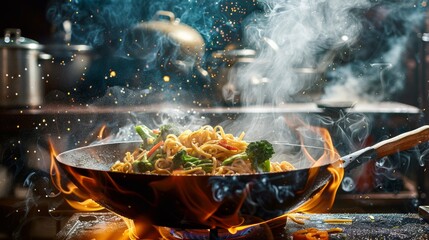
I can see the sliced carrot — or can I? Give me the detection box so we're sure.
[218,139,239,151]
[147,141,164,157]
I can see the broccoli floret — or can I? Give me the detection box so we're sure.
[246,140,274,172]
[172,150,199,169]
[222,140,274,172]
[172,149,213,171]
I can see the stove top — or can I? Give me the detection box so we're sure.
[56,211,429,239]
[286,213,429,239]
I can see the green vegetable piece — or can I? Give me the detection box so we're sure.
[147,148,163,163]
[183,163,213,173]
[135,125,157,148]
[172,150,199,169]
[135,125,157,140]
[152,124,181,145]
[221,152,247,166]
[132,160,153,173]
[183,162,196,168]
[258,160,271,172]
[172,150,186,169]
[199,163,214,173]
[159,124,180,139]
[135,124,179,148]
[221,140,274,172]
[246,140,274,172]
[172,149,210,170]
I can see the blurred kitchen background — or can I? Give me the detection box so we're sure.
[1,0,429,239]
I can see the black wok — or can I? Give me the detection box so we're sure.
[55,125,429,230]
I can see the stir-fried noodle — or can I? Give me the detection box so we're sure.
[111,125,295,175]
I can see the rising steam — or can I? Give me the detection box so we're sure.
[234,0,425,105]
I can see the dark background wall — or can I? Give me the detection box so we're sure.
[0,0,52,43]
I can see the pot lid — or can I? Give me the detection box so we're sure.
[41,44,93,53]
[125,11,205,60]
[211,49,256,59]
[0,28,41,49]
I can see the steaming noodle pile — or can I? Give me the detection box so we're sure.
[111,125,295,175]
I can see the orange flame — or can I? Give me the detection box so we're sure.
[49,140,104,211]
[49,138,157,239]
[228,126,344,233]
[291,126,344,213]
[97,124,108,140]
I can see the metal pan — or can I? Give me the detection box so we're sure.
[55,125,429,229]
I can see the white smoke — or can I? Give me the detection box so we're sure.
[232,0,424,105]
[232,0,371,105]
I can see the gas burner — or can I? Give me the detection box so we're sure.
[158,227,256,240]
[56,212,288,240]
[157,216,288,240]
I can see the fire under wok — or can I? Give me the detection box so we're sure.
[55,125,429,230]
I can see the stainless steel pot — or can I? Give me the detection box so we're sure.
[208,47,332,105]
[208,48,257,104]
[0,29,44,108]
[40,44,95,93]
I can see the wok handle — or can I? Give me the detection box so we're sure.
[372,125,429,158]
